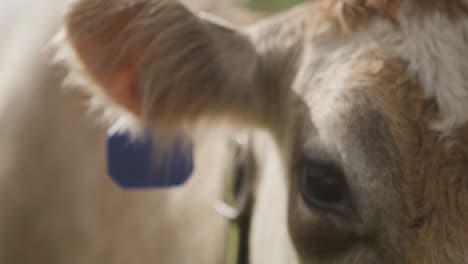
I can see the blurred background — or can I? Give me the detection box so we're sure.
[245,0,307,12]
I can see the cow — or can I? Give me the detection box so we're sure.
[0,0,259,263]
[56,0,468,263]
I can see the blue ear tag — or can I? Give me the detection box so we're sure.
[106,131,194,188]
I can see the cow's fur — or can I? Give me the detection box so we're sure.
[0,0,260,263]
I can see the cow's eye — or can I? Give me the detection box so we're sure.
[298,158,347,211]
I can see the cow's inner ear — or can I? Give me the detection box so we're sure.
[64,0,260,131]
[65,1,148,115]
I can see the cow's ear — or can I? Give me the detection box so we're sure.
[64,0,259,129]
[66,0,258,130]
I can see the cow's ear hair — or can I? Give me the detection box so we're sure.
[64,0,259,129]
[322,0,401,32]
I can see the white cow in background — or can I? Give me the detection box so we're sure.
[0,1,258,263]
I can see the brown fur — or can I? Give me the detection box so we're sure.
[391,82,468,264]
[359,51,468,263]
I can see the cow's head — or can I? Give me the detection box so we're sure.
[57,0,468,263]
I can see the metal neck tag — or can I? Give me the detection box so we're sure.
[106,131,194,188]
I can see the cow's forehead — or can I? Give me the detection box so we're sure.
[293,37,397,145]
[291,30,414,206]
[248,0,468,139]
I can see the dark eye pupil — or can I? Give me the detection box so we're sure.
[300,164,345,206]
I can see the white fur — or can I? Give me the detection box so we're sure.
[396,13,468,132]
[302,43,363,146]
[0,1,231,263]
[51,30,146,139]
[366,10,468,133]
[249,132,300,264]
[0,0,63,115]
